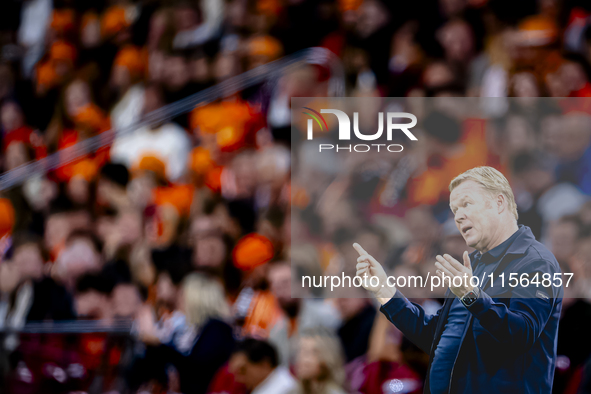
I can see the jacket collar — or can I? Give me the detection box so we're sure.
[473,225,532,265]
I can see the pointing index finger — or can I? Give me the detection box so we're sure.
[352,243,368,256]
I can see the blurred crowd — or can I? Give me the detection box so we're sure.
[0,0,591,393]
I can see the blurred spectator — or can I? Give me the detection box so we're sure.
[209,337,297,394]
[96,162,130,212]
[554,112,591,194]
[359,314,423,394]
[110,83,191,182]
[291,327,348,394]
[512,152,588,241]
[74,272,113,321]
[53,230,103,291]
[0,234,74,354]
[1,101,46,170]
[334,296,376,364]
[110,45,146,132]
[134,272,234,394]
[267,260,341,366]
[547,215,581,270]
[18,0,52,77]
[2,0,591,393]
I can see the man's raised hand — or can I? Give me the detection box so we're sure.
[434,251,475,298]
[353,242,396,302]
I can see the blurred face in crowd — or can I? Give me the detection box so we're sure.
[128,173,157,210]
[164,55,190,90]
[75,290,110,320]
[191,56,210,84]
[355,0,389,38]
[190,216,220,241]
[112,283,142,318]
[111,64,131,92]
[44,213,71,254]
[23,176,58,212]
[13,243,45,282]
[540,113,562,153]
[229,352,273,390]
[438,20,474,63]
[511,72,540,98]
[193,235,227,268]
[156,272,178,310]
[450,180,506,253]
[142,85,165,116]
[256,147,290,188]
[80,13,101,48]
[4,142,30,170]
[65,80,92,118]
[545,70,568,97]
[560,61,588,93]
[56,237,102,287]
[232,153,258,198]
[67,176,90,205]
[504,115,536,157]
[423,62,455,89]
[117,210,143,246]
[439,0,467,17]
[1,101,24,132]
[515,165,553,195]
[213,53,239,82]
[174,5,200,32]
[97,178,123,208]
[148,50,167,82]
[268,263,298,315]
[295,337,322,380]
[548,219,579,264]
[556,114,591,160]
[0,262,20,294]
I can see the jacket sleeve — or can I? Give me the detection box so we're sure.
[466,259,562,353]
[379,290,443,354]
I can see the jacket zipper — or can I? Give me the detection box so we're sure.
[446,256,484,393]
[447,313,473,393]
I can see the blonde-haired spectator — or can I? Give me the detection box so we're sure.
[135,272,235,394]
[291,327,348,394]
[180,272,231,328]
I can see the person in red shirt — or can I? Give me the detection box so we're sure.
[1,101,46,167]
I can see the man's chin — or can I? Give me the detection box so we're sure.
[464,237,478,249]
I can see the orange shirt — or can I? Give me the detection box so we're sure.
[241,290,282,338]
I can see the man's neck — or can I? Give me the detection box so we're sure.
[479,221,519,254]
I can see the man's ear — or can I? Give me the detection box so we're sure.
[497,194,506,214]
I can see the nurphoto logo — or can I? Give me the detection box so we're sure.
[302,107,418,152]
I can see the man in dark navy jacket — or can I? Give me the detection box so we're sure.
[354,166,563,394]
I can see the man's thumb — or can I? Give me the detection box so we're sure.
[463,250,471,268]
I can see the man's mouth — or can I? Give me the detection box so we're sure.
[462,226,472,235]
